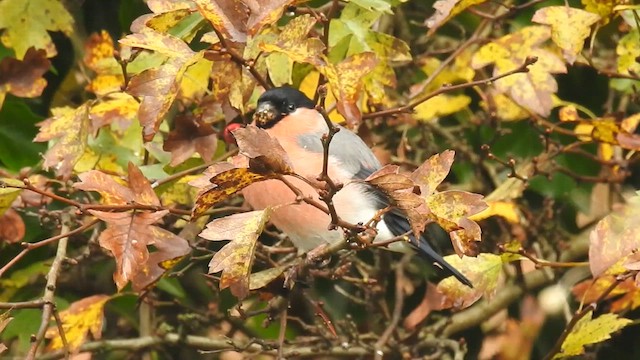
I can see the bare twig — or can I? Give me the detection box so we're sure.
[363,56,538,119]
[25,216,70,360]
[374,255,410,360]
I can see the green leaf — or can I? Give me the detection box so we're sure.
[0,100,46,171]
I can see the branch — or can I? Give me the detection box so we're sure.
[363,57,538,120]
[438,227,590,337]
[25,215,71,360]
[39,333,376,360]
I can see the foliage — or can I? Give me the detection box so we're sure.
[0,0,639,359]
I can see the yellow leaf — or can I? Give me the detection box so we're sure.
[0,178,22,215]
[46,295,110,352]
[200,208,273,299]
[180,57,213,101]
[555,311,631,359]
[34,103,91,178]
[532,7,600,64]
[469,201,522,224]
[472,26,566,116]
[299,71,345,123]
[617,30,640,75]
[482,92,530,121]
[73,149,125,175]
[581,0,623,23]
[437,253,503,308]
[414,94,471,121]
[89,93,139,132]
[0,0,74,58]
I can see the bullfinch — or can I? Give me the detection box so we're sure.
[240,86,472,287]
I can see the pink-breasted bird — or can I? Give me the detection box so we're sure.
[240,87,472,287]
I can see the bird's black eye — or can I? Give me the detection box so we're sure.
[287,103,296,112]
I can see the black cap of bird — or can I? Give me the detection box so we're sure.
[238,86,472,287]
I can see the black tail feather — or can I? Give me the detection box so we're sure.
[383,210,473,288]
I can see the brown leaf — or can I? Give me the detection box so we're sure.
[164,113,218,166]
[130,225,190,291]
[246,0,294,35]
[192,168,278,217]
[572,275,640,313]
[74,163,160,206]
[200,208,273,299]
[232,125,294,174]
[0,208,25,244]
[90,209,185,290]
[0,48,50,107]
[127,57,198,142]
[45,295,110,353]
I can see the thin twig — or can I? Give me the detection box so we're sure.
[25,216,70,360]
[374,255,410,360]
[363,56,537,119]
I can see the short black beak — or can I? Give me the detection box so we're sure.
[253,101,279,127]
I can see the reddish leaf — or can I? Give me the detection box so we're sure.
[0,48,50,107]
[90,209,187,290]
[74,163,160,206]
[200,208,273,299]
[572,275,640,313]
[0,209,25,244]
[246,0,294,35]
[194,0,249,44]
[164,113,218,166]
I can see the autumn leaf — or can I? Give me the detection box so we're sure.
[34,103,91,178]
[245,0,295,36]
[472,26,566,116]
[192,168,278,218]
[436,253,503,309]
[425,0,488,34]
[411,151,488,255]
[163,112,217,166]
[581,0,624,23]
[319,52,378,128]
[532,7,600,64]
[554,311,631,359]
[260,14,325,84]
[589,192,640,277]
[90,209,189,290]
[0,0,74,58]
[83,31,124,96]
[45,295,110,353]
[200,208,273,299]
[232,125,294,174]
[572,275,640,313]
[410,150,455,197]
[147,0,196,13]
[0,312,12,354]
[0,209,25,243]
[120,29,203,141]
[0,178,22,215]
[74,163,160,206]
[0,48,50,108]
[89,93,139,134]
[469,200,523,224]
[617,30,640,75]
